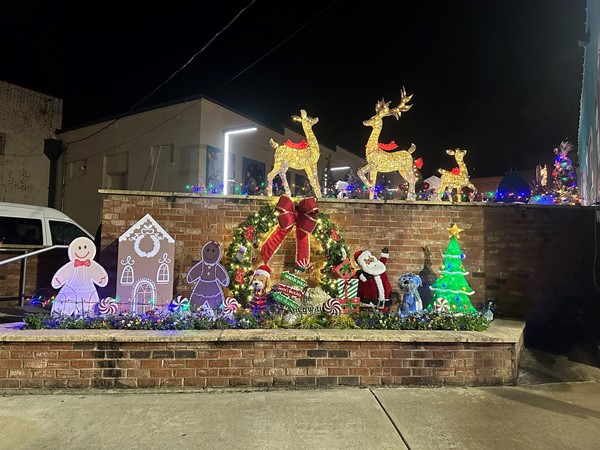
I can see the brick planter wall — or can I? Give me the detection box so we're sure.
[0,319,524,390]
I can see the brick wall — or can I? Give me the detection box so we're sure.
[0,324,522,389]
[97,192,600,323]
[0,80,63,205]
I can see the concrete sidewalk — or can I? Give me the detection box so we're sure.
[1,347,599,450]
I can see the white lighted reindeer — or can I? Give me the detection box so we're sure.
[266,109,322,198]
[438,148,477,202]
[357,88,421,200]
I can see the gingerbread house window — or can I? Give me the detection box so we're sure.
[157,263,169,284]
[121,265,134,285]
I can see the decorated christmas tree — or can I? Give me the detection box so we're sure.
[427,224,477,314]
[551,141,580,205]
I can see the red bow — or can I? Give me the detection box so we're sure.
[261,195,318,269]
[74,259,90,267]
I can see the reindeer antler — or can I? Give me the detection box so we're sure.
[388,87,413,119]
[375,87,413,120]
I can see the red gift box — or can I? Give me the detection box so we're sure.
[340,297,361,314]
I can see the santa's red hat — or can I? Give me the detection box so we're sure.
[354,250,372,267]
[354,250,364,263]
[254,265,271,278]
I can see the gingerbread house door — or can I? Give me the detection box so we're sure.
[130,278,157,313]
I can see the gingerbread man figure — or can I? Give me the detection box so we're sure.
[51,236,108,317]
[186,240,230,311]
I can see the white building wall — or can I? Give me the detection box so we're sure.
[57,97,373,232]
[0,80,63,205]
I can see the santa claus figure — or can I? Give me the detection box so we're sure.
[354,247,392,312]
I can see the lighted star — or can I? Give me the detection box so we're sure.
[448,223,463,238]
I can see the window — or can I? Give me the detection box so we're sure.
[150,144,175,166]
[157,263,169,283]
[49,220,89,245]
[0,217,43,245]
[121,265,134,285]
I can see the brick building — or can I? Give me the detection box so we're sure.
[0,80,63,206]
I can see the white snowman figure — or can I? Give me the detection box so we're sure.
[51,236,108,317]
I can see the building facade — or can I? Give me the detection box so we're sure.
[0,80,63,206]
[56,96,368,233]
[578,0,600,205]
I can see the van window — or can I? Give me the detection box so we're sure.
[49,220,89,245]
[0,217,43,245]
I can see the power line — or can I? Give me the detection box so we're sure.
[222,0,339,87]
[66,0,257,146]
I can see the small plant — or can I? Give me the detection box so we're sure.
[20,308,492,332]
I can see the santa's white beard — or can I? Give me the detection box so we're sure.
[362,258,386,276]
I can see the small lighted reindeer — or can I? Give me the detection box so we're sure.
[438,148,477,202]
[357,88,421,200]
[266,109,322,198]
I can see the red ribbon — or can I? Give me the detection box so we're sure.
[74,259,90,267]
[260,195,318,269]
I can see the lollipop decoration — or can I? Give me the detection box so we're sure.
[169,295,190,313]
[98,297,119,315]
[322,298,342,316]
[221,297,240,315]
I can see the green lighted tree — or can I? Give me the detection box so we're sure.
[427,224,477,314]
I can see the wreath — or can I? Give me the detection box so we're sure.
[225,204,349,306]
[133,234,161,258]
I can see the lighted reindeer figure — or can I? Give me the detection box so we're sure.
[357,88,421,200]
[438,148,478,202]
[266,109,322,198]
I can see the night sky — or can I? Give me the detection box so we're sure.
[0,0,588,178]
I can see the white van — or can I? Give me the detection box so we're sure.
[0,202,93,247]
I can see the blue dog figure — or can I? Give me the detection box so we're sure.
[398,273,423,315]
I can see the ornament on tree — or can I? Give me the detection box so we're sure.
[427,224,477,314]
[357,88,422,200]
[266,109,322,198]
[236,245,247,262]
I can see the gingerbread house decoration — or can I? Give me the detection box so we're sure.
[117,214,175,313]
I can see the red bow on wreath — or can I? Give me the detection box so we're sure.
[260,195,318,270]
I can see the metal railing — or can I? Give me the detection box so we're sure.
[0,245,68,306]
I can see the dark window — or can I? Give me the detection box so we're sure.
[49,220,88,245]
[0,217,43,245]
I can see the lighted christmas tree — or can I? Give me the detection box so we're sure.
[427,224,477,314]
[551,141,580,205]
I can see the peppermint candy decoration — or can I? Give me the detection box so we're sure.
[222,297,240,314]
[434,298,450,313]
[169,296,190,313]
[322,298,342,316]
[98,297,119,315]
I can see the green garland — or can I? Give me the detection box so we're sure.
[224,204,350,306]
